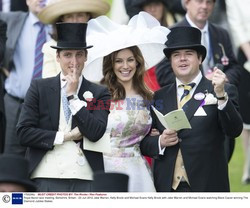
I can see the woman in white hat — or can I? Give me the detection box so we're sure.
[38,0,110,78]
[85,12,170,192]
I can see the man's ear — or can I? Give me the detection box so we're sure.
[183,0,189,9]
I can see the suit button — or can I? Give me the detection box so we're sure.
[179,138,182,142]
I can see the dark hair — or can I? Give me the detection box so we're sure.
[141,0,169,27]
[56,49,88,56]
[101,46,153,101]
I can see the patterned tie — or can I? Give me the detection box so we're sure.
[179,83,196,108]
[172,82,195,190]
[32,22,46,79]
[62,88,71,123]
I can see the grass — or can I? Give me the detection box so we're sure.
[229,137,250,192]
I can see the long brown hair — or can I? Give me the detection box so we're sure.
[101,46,153,101]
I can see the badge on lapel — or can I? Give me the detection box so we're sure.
[218,43,229,66]
[193,90,217,117]
[194,92,207,116]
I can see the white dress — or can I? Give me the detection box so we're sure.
[103,95,156,192]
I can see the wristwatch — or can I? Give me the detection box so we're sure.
[67,94,78,101]
[216,92,228,100]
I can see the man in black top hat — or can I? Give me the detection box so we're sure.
[17,23,110,192]
[0,154,36,192]
[140,26,242,192]
[156,0,242,163]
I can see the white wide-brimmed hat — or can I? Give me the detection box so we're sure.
[38,0,110,24]
[84,11,170,82]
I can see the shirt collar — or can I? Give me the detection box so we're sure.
[28,11,40,26]
[176,71,202,88]
[185,14,209,33]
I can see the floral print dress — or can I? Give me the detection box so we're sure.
[103,95,156,192]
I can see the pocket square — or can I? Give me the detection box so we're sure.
[204,93,217,105]
[194,106,207,116]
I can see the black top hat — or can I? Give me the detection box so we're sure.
[51,22,93,50]
[163,26,206,61]
[0,154,36,192]
[125,0,169,19]
[91,172,129,192]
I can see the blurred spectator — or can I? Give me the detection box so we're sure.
[1,0,28,12]
[39,0,110,78]
[0,0,50,155]
[124,0,185,26]
[226,0,250,185]
[0,154,36,192]
[0,19,7,153]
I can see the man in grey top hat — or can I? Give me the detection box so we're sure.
[17,22,110,192]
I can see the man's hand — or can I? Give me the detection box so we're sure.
[64,127,83,142]
[160,129,179,149]
[211,68,226,97]
[64,68,81,96]
[150,128,160,136]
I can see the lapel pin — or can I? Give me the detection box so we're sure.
[194,92,205,101]
[218,43,229,66]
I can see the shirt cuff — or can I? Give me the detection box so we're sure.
[69,98,87,115]
[217,98,228,110]
[54,131,64,145]
[158,135,166,155]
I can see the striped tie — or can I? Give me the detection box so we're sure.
[32,22,46,79]
[62,87,71,123]
[179,83,196,108]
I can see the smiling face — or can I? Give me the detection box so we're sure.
[170,49,202,83]
[56,49,87,77]
[113,48,137,86]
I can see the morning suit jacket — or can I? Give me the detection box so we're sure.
[0,11,28,72]
[140,77,243,192]
[156,18,242,87]
[17,74,110,174]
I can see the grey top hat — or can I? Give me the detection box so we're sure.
[163,26,207,61]
[0,154,36,192]
[51,22,93,50]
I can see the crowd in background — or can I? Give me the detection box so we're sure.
[0,0,249,192]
